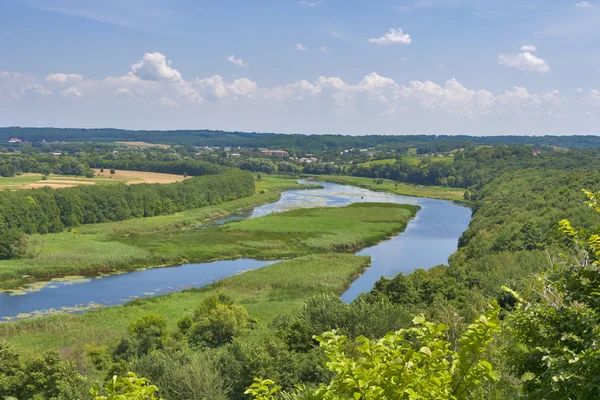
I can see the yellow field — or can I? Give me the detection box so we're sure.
[0,170,185,190]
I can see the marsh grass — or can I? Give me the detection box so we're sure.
[0,254,369,356]
[0,178,315,290]
[312,175,465,201]
[0,200,417,291]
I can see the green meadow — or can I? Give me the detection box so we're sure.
[0,199,417,291]
[312,175,465,201]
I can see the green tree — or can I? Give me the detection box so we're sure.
[181,294,249,348]
[248,303,501,399]
[91,373,163,400]
[504,189,600,399]
[110,168,116,175]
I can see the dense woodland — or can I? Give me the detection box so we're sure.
[1,137,600,398]
[4,126,600,150]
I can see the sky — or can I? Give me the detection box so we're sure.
[1,0,600,135]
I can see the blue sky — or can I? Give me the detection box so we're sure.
[1,0,599,135]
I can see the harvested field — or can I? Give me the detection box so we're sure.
[91,169,185,184]
[0,170,185,190]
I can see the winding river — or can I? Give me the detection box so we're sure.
[0,181,471,320]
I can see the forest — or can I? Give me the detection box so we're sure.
[1,138,600,399]
[4,126,600,150]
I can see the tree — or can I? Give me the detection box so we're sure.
[247,303,501,399]
[91,373,163,400]
[504,189,600,399]
[181,294,249,348]
[0,228,26,260]
[256,174,262,181]
[100,167,104,173]
[183,171,188,178]
[110,168,116,175]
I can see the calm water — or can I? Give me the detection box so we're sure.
[0,181,471,320]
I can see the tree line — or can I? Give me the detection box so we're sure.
[0,169,254,259]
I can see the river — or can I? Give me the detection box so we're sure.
[0,181,471,320]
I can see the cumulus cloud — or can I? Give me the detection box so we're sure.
[116,87,132,96]
[60,86,82,98]
[498,50,550,73]
[22,84,53,96]
[45,73,83,85]
[298,0,321,6]
[227,55,247,67]
[296,43,307,51]
[369,27,412,45]
[5,52,595,134]
[575,1,592,7]
[131,52,182,82]
[158,97,178,107]
[520,45,537,52]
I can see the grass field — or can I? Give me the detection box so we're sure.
[0,202,417,291]
[357,155,454,168]
[0,169,184,190]
[0,254,369,356]
[312,175,465,201]
[115,141,170,148]
[403,155,454,165]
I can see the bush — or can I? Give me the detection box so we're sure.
[180,294,249,348]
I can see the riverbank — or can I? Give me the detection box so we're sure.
[309,175,466,201]
[0,247,368,354]
[0,200,417,293]
[0,177,317,291]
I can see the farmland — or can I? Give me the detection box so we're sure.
[0,169,184,190]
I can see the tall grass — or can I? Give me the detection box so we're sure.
[0,254,370,356]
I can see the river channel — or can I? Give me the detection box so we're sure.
[0,181,471,320]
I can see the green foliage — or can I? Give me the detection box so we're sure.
[182,294,250,348]
[274,294,412,352]
[0,169,255,235]
[0,228,27,260]
[249,303,501,400]
[504,189,600,399]
[132,351,230,400]
[0,341,87,400]
[91,372,163,400]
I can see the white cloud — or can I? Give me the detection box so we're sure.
[116,87,132,96]
[320,45,329,53]
[22,84,53,96]
[298,0,321,6]
[158,97,178,107]
[575,1,592,7]
[296,43,307,51]
[520,45,537,52]
[368,27,412,45]
[330,31,343,39]
[5,52,597,134]
[131,52,182,82]
[498,51,550,73]
[577,88,584,93]
[227,55,247,67]
[45,73,83,85]
[60,86,82,98]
